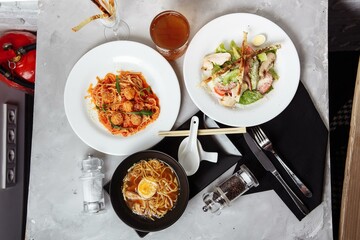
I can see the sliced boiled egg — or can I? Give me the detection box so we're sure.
[137,178,158,199]
[252,34,266,47]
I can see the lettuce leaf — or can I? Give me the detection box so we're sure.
[215,43,227,53]
[230,40,241,60]
[239,90,263,105]
[222,69,240,84]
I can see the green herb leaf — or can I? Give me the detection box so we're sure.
[115,75,121,95]
[129,110,153,116]
[102,104,107,112]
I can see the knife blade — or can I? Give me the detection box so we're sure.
[243,132,276,171]
[243,132,309,215]
[203,115,242,156]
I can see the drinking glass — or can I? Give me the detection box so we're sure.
[150,10,190,60]
[72,0,130,40]
[99,0,130,40]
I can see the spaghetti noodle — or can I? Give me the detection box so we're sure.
[87,71,160,136]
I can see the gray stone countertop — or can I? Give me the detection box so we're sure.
[26,0,331,239]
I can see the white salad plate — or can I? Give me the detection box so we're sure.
[183,13,300,127]
[64,41,180,156]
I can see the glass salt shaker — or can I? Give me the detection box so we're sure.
[202,164,259,214]
[80,155,105,214]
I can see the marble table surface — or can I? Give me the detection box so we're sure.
[26,0,331,239]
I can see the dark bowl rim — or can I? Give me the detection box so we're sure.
[109,150,189,232]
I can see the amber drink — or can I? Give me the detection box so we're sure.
[150,10,190,60]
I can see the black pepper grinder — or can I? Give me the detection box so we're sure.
[202,164,259,214]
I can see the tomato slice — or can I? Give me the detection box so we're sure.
[214,86,226,96]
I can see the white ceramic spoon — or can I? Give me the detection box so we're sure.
[178,116,201,176]
[178,138,218,164]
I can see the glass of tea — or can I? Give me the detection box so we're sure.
[150,10,190,60]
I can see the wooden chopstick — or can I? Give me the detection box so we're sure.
[158,127,246,137]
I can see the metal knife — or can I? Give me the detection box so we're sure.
[243,132,309,215]
[203,115,242,156]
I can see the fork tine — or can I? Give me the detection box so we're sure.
[254,126,267,143]
[257,126,268,140]
[251,127,262,145]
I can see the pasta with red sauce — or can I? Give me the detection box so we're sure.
[87,71,160,136]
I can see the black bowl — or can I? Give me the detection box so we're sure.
[109,150,189,232]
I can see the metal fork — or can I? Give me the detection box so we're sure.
[252,126,313,198]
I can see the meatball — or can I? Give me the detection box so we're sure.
[123,87,136,100]
[110,103,121,111]
[123,114,131,128]
[130,114,142,126]
[133,102,144,111]
[102,90,114,104]
[122,101,133,112]
[110,113,123,126]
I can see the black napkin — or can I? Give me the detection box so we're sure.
[230,81,328,220]
[151,81,327,223]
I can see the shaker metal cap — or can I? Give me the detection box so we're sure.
[81,155,104,172]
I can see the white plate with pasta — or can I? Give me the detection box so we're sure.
[183,13,300,127]
[64,41,181,156]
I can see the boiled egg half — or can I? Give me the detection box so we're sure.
[252,34,266,47]
[137,178,158,199]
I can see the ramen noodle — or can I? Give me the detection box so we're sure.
[122,159,179,220]
[87,71,160,137]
